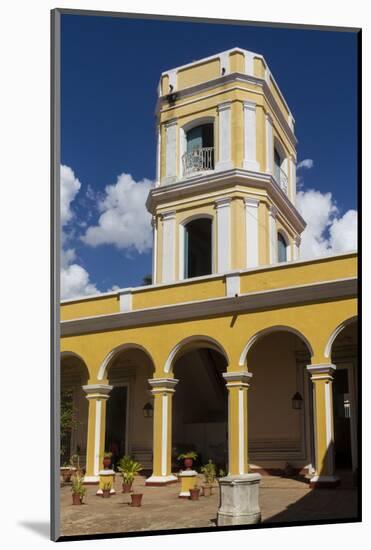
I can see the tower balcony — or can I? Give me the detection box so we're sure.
[274,165,288,195]
[182,146,215,177]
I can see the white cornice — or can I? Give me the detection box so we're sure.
[61,277,357,337]
[147,168,306,233]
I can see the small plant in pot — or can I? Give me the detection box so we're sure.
[200,460,216,496]
[177,451,198,471]
[102,481,112,498]
[130,492,143,507]
[102,451,113,469]
[189,485,200,501]
[117,456,143,493]
[71,474,86,505]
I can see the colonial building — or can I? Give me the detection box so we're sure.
[60,48,358,506]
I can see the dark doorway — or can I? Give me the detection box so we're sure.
[184,218,212,278]
[105,386,128,468]
[333,369,352,469]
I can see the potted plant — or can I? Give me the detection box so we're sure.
[102,451,113,469]
[102,481,112,498]
[200,460,216,496]
[117,456,143,493]
[189,485,200,501]
[177,451,198,471]
[71,474,86,505]
[130,492,143,507]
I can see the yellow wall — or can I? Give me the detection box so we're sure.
[177,58,220,89]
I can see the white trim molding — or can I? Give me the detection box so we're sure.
[243,101,260,172]
[306,364,336,381]
[216,101,233,172]
[148,378,179,391]
[269,205,278,264]
[164,119,177,183]
[223,371,253,386]
[161,211,176,283]
[119,289,132,312]
[215,197,232,272]
[294,235,301,261]
[244,197,260,268]
[82,384,113,399]
[324,316,358,358]
[265,113,274,174]
[289,156,297,204]
[226,272,240,297]
[164,335,229,373]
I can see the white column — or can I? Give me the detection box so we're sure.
[294,236,301,260]
[156,124,161,185]
[243,101,260,172]
[215,197,231,272]
[216,101,233,172]
[152,216,157,283]
[165,119,177,183]
[289,156,297,204]
[244,51,255,75]
[244,198,260,268]
[265,113,273,174]
[162,211,176,283]
[269,205,277,264]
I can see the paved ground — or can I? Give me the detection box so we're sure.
[60,473,358,537]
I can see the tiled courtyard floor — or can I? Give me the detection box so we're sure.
[60,473,358,537]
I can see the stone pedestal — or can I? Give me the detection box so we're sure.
[217,474,261,526]
[96,469,116,496]
[178,470,197,498]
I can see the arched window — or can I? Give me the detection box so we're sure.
[182,123,214,176]
[184,218,212,278]
[273,141,288,194]
[277,232,288,263]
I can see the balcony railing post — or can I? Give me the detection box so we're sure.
[182,146,214,177]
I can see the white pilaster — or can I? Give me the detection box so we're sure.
[165,119,177,183]
[244,51,255,76]
[83,384,112,479]
[243,101,260,172]
[161,211,176,283]
[215,197,231,272]
[119,289,132,312]
[156,125,161,186]
[244,198,260,268]
[265,113,273,174]
[269,205,277,264]
[152,216,157,283]
[216,101,233,172]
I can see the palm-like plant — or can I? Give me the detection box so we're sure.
[117,456,143,485]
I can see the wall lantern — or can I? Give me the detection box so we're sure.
[143,402,154,418]
[292,392,303,410]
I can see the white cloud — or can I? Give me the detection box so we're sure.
[82,172,154,254]
[60,164,81,225]
[296,189,357,259]
[297,158,314,170]
[60,165,101,300]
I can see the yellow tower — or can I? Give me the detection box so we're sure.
[147,47,305,284]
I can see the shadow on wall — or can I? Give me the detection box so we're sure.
[262,445,359,525]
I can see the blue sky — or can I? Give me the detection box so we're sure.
[60,13,358,298]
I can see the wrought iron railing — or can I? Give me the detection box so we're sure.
[274,164,288,195]
[182,147,214,176]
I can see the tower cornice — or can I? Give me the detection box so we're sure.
[146,168,306,234]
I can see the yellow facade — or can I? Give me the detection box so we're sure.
[60,48,358,489]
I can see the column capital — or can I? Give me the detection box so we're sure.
[148,377,179,393]
[269,205,278,218]
[162,210,176,221]
[243,99,257,110]
[295,235,301,247]
[82,384,112,400]
[215,196,232,209]
[218,100,232,112]
[164,118,177,128]
[306,363,336,380]
[223,371,252,388]
[244,197,259,208]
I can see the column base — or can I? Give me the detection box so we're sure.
[309,475,340,488]
[178,470,197,498]
[217,474,261,526]
[83,475,99,484]
[145,474,178,486]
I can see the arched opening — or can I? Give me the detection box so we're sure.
[329,318,358,471]
[277,232,288,263]
[171,340,228,471]
[183,217,212,278]
[60,353,89,469]
[244,328,313,475]
[104,346,155,472]
[182,122,214,176]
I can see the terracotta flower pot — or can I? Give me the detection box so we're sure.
[184,457,193,470]
[72,493,82,505]
[122,482,132,493]
[103,456,112,468]
[202,485,212,497]
[130,493,143,507]
[189,487,200,501]
[102,489,111,498]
